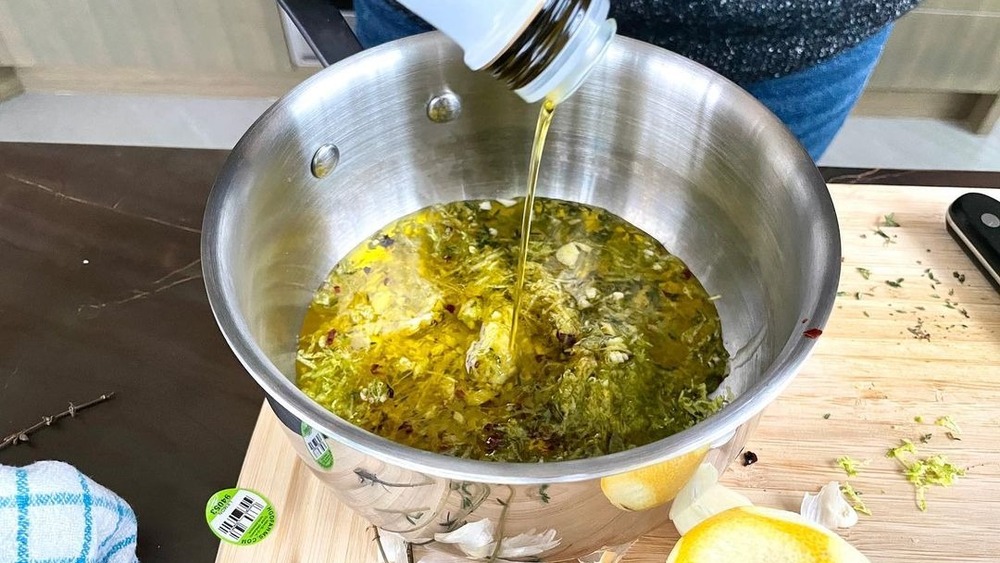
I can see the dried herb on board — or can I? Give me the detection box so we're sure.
[873,228,896,244]
[885,278,904,288]
[856,267,872,280]
[881,213,901,227]
[0,392,116,450]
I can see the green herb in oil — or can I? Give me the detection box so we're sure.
[296,198,728,462]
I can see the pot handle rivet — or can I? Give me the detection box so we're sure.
[427,91,462,123]
[311,144,340,179]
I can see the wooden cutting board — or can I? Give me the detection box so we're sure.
[217,184,1000,563]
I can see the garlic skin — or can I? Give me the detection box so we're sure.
[434,519,561,560]
[800,481,859,530]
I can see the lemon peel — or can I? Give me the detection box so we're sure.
[600,447,708,511]
[668,463,752,535]
[666,506,871,563]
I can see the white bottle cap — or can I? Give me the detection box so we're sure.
[514,0,616,104]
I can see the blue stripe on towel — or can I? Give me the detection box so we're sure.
[77,472,93,563]
[15,468,29,563]
[105,534,137,559]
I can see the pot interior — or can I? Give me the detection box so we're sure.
[204,32,839,475]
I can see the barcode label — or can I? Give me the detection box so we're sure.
[300,423,334,469]
[306,433,326,459]
[211,490,265,542]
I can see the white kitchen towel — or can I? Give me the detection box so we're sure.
[0,460,138,562]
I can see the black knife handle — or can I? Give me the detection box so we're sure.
[278,0,363,68]
[946,192,1000,293]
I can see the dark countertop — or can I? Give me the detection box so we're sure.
[0,141,996,561]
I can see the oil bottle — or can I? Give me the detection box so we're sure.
[395,0,616,104]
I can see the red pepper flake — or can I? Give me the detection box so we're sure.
[803,328,823,339]
[332,285,341,294]
[444,304,456,314]
[742,451,759,466]
[324,329,338,345]
[370,363,382,374]
[681,268,692,280]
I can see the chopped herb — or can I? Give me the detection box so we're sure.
[538,484,551,504]
[886,438,965,511]
[907,320,931,341]
[914,416,924,423]
[840,483,872,516]
[935,416,961,438]
[882,213,900,227]
[887,439,918,460]
[948,288,955,296]
[959,308,970,319]
[837,455,868,478]
[856,267,872,280]
[930,294,941,299]
[836,291,849,297]
[915,306,925,311]
[920,433,933,443]
[885,278,904,288]
[873,228,896,244]
[859,234,868,239]
[863,311,870,317]
[823,413,832,420]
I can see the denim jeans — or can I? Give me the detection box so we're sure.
[354,0,891,160]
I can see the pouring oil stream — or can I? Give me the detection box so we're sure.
[510,98,557,350]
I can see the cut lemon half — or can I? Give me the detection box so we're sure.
[666,505,871,563]
[600,446,709,511]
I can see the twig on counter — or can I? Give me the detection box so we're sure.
[0,392,116,450]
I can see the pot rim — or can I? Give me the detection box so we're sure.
[201,32,840,484]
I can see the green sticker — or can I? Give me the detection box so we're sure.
[205,488,276,545]
[300,422,334,469]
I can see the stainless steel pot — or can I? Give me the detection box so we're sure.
[202,32,840,562]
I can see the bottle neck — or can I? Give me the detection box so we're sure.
[486,0,615,104]
[485,0,583,90]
